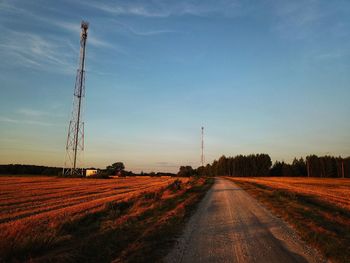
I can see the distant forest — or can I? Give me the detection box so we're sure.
[1,154,350,178]
[192,154,350,178]
[0,164,175,177]
[0,164,62,176]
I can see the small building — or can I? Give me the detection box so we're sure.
[86,169,98,177]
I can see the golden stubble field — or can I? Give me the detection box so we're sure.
[0,176,188,234]
[226,176,350,263]
[229,177,350,210]
[0,175,214,262]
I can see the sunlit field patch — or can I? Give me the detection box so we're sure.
[0,176,212,262]
[0,176,183,224]
[226,177,350,263]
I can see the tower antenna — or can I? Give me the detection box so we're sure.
[201,126,204,167]
[63,21,89,176]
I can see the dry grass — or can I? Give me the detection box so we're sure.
[229,177,350,210]
[0,176,211,262]
[226,177,350,263]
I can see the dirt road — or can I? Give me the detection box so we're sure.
[165,178,325,263]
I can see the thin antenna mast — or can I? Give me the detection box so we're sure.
[201,126,204,167]
[63,21,89,176]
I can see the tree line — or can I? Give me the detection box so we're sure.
[0,163,176,177]
[270,155,350,178]
[1,154,349,178]
[0,164,62,176]
[188,154,272,177]
[177,154,350,178]
[98,162,175,177]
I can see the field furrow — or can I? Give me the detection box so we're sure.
[0,176,184,226]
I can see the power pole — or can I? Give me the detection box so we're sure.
[63,21,89,176]
[201,126,204,167]
[342,159,345,178]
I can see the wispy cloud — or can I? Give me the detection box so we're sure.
[0,29,75,74]
[127,28,175,37]
[268,0,350,40]
[0,116,56,126]
[302,47,350,66]
[51,20,115,48]
[88,0,242,18]
[94,3,169,18]
[0,105,65,128]
[0,0,27,15]
[17,108,47,117]
[0,1,114,49]
[314,50,347,60]
[53,21,80,33]
[0,1,124,75]
[113,20,175,36]
[88,35,112,48]
[87,1,173,18]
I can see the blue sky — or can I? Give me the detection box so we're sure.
[0,0,349,172]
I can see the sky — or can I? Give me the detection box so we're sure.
[0,0,350,173]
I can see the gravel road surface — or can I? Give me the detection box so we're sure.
[165,178,326,263]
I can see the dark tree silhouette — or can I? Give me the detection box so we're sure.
[177,166,195,177]
[194,154,349,178]
[106,162,125,175]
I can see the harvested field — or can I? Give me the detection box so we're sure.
[229,177,350,210]
[226,177,350,263]
[0,176,213,262]
[0,176,184,225]
[0,176,188,249]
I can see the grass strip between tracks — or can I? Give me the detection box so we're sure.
[226,177,350,263]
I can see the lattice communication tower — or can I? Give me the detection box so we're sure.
[63,21,89,176]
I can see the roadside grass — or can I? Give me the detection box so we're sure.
[227,178,350,263]
[0,177,213,262]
